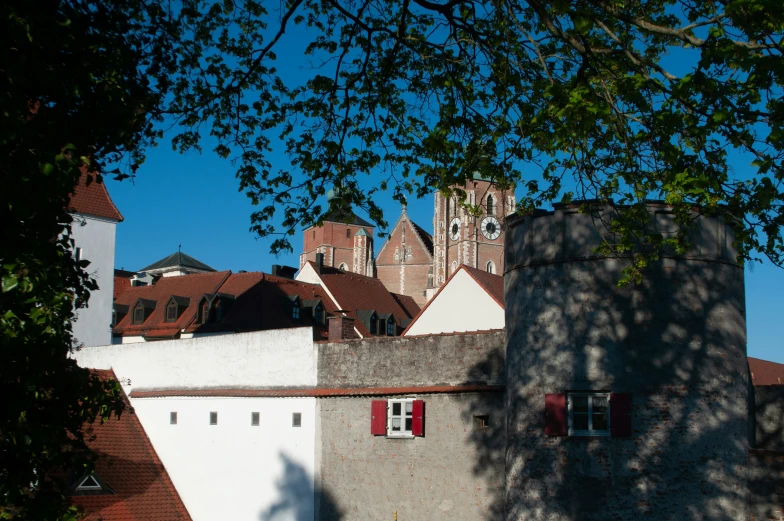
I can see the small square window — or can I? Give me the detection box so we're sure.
[210,411,218,425]
[170,412,178,425]
[388,399,414,437]
[473,415,489,431]
[292,412,301,427]
[251,412,260,426]
[346,229,351,238]
[568,393,610,436]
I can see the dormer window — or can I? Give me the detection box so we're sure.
[166,301,177,321]
[291,297,301,320]
[199,297,210,324]
[387,317,395,336]
[369,313,378,335]
[112,304,129,327]
[164,296,189,323]
[313,303,324,325]
[131,299,156,325]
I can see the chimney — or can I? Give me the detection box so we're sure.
[328,316,356,342]
[315,252,324,274]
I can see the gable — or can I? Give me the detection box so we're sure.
[403,269,503,336]
[377,217,433,265]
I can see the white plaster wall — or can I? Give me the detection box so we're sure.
[70,214,117,347]
[132,396,316,521]
[74,327,317,390]
[295,262,321,285]
[403,269,504,336]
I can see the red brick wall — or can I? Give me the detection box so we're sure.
[302,221,374,269]
[376,215,433,307]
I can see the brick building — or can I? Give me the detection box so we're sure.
[302,177,515,305]
[375,206,434,307]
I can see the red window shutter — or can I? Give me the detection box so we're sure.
[544,394,567,436]
[412,400,425,437]
[370,400,387,436]
[610,393,632,437]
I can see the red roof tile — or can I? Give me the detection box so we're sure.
[130,384,504,399]
[187,271,339,340]
[71,370,192,521]
[749,357,784,385]
[69,168,123,221]
[308,261,421,336]
[112,271,231,339]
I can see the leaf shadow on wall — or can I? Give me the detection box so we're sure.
[260,452,343,521]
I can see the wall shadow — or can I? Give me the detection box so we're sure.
[260,452,342,521]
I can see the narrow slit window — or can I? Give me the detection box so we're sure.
[292,412,302,427]
[210,411,218,425]
[170,412,177,425]
[251,412,260,426]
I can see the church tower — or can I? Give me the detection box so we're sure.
[300,188,375,274]
[431,177,515,291]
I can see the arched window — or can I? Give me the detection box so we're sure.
[338,263,348,271]
[486,261,496,274]
[133,302,146,324]
[486,194,495,216]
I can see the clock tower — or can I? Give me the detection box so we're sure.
[431,177,515,293]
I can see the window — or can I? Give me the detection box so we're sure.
[486,194,496,215]
[386,318,395,336]
[292,301,300,320]
[200,299,210,324]
[568,393,609,436]
[292,412,302,427]
[371,399,425,438]
[450,261,457,274]
[166,300,178,322]
[76,475,101,491]
[369,313,377,335]
[251,412,260,426]
[133,303,146,324]
[474,415,490,431]
[338,262,348,271]
[313,304,324,325]
[170,412,178,425]
[486,261,495,274]
[346,229,351,238]
[210,412,218,425]
[212,299,223,322]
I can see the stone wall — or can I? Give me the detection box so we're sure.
[316,331,506,521]
[755,385,784,452]
[504,204,749,521]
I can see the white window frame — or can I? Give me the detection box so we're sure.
[386,398,415,438]
[76,475,101,491]
[568,392,610,437]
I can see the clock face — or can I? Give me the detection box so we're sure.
[449,218,461,240]
[481,216,501,240]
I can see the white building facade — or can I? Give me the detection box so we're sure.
[74,327,318,521]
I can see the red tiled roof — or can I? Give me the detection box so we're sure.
[114,276,132,300]
[130,384,504,399]
[187,271,339,340]
[307,261,421,336]
[401,264,503,335]
[69,168,124,221]
[112,271,231,339]
[460,264,504,307]
[72,369,192,521]
[391,292,420,319]
[749,357,784,385]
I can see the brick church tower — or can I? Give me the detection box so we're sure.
[431,177,515,289]
[300,189,376,276]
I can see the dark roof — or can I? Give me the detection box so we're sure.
[322,209,374,227]
[69,168,124,221]
[749,357,784,385]
[140,252,216,273]
[306,261,421,337]
[71,369,192,521]
[186,271,339,340]
[410,221,434,256]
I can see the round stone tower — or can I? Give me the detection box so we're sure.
[504,202,748,521]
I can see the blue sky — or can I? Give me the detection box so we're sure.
[107,18,782,364]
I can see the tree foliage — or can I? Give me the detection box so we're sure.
[0,1,173,519]
[154,0,783,281]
